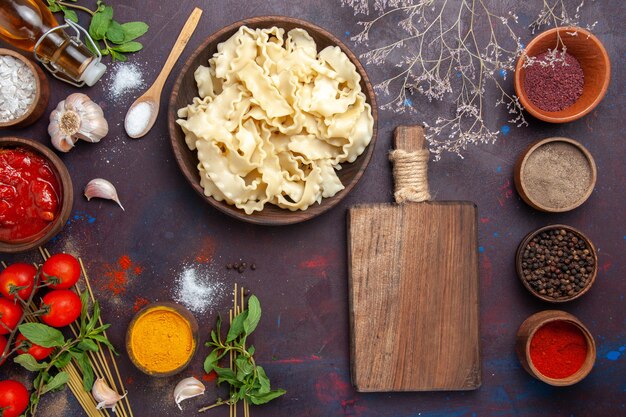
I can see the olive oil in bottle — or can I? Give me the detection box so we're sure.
[0,0,105,86]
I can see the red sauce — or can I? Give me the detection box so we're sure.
[0,147,60,242]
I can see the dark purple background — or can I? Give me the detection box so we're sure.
[1,1,624,416]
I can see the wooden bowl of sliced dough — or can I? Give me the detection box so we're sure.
[168,16,377,226]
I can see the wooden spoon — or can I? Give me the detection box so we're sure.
[125,7,203,139]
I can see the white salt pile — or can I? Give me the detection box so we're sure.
[173,266,224,314]
[124,101,153,137]
[108,63,145,100]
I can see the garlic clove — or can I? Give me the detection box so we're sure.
[174,377,205,410]
[48,93,108,152]
[84,178,124,210]
[92,378,127,412]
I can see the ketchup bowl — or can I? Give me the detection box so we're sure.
[0,137,73,253]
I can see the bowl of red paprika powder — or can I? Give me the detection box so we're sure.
[516,310,596,386]
[514,27,610,123]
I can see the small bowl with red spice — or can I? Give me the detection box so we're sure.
[0,137,73,253]
[516,310,596,386]
[515,27,610,123]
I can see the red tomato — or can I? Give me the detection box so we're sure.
[0,380,29,417]
[0,335,7,365]
[42,253,81,289]
[40,290,81,328]
[0,263,37,301]
[15,333,54,361]
[0,298,22,335]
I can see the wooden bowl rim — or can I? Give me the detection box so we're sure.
[515,137,597,212]
[125,301,199,377]
[514,27,611,123]
[168,15,378,226]
[515,224,598,303]
[518,310,596,386]
[0,137,74,253]
[0,48,45,128]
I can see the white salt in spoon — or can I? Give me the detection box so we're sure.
[124,7,202,138]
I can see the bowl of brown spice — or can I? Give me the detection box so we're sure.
[514,137,596,212]
[516,225,598,303]
[0,48,49,128]
[514,27,610,123]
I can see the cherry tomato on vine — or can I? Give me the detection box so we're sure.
[0,298,22,335]
[40,290,81,328]
[0,335,7,365]
[15,333,54,361]
[0,263,37,302]
[42,253,81,290]
[0,380,29,417]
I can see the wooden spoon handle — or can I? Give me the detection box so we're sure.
[391,125,431,204]
[152,7,203,92]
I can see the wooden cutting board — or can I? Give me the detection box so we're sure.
[348,125,480,392]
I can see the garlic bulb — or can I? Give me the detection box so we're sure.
[92,378,127,412]
[48,93,108,152]
[84,178,124,210]
[174,377,205,410]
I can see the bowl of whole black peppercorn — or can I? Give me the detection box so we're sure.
[516,225,598,303]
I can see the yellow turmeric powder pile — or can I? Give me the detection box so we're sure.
[129,307,195,373]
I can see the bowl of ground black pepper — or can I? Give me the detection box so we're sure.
[0,49,49,128]
[516,225,597,303]
[516,310,596,386]
[515,137,596,212]
[514,27,610,123]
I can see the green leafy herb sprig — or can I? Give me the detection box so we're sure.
[200,295,285,412]
[14,290,115,417]
[47,0,149,61]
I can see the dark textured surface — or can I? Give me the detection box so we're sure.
[1,1,624,416]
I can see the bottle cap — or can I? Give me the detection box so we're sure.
[81,60,107,86]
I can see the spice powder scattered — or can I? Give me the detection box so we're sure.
[130,307,194,373]
[523,142,592,209]
[100,255,144,295]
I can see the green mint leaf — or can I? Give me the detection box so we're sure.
[235,357,254,380]
[121,22,149,42]
[109,49,128,62]
[63,8,78,22]
[247,345,255,356]
[255,365,270,393]
[89,334,116,354]
[77,339,99,352]
[106,20,125,44]
[47,2,63,13]
[111,41,143,53]
[227,311,248,342]
[89,5,113,40]
[71,351,95,391]
[203,349,219,373]
[243,295,261,335]
[54,351,72,369]
[86,300,100,334]
[41,371,69,394]
[79,290,89,329]
[14,354,48,371]
[18,323,65,348]
[214,367,239,387]
[249,389,286,405]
